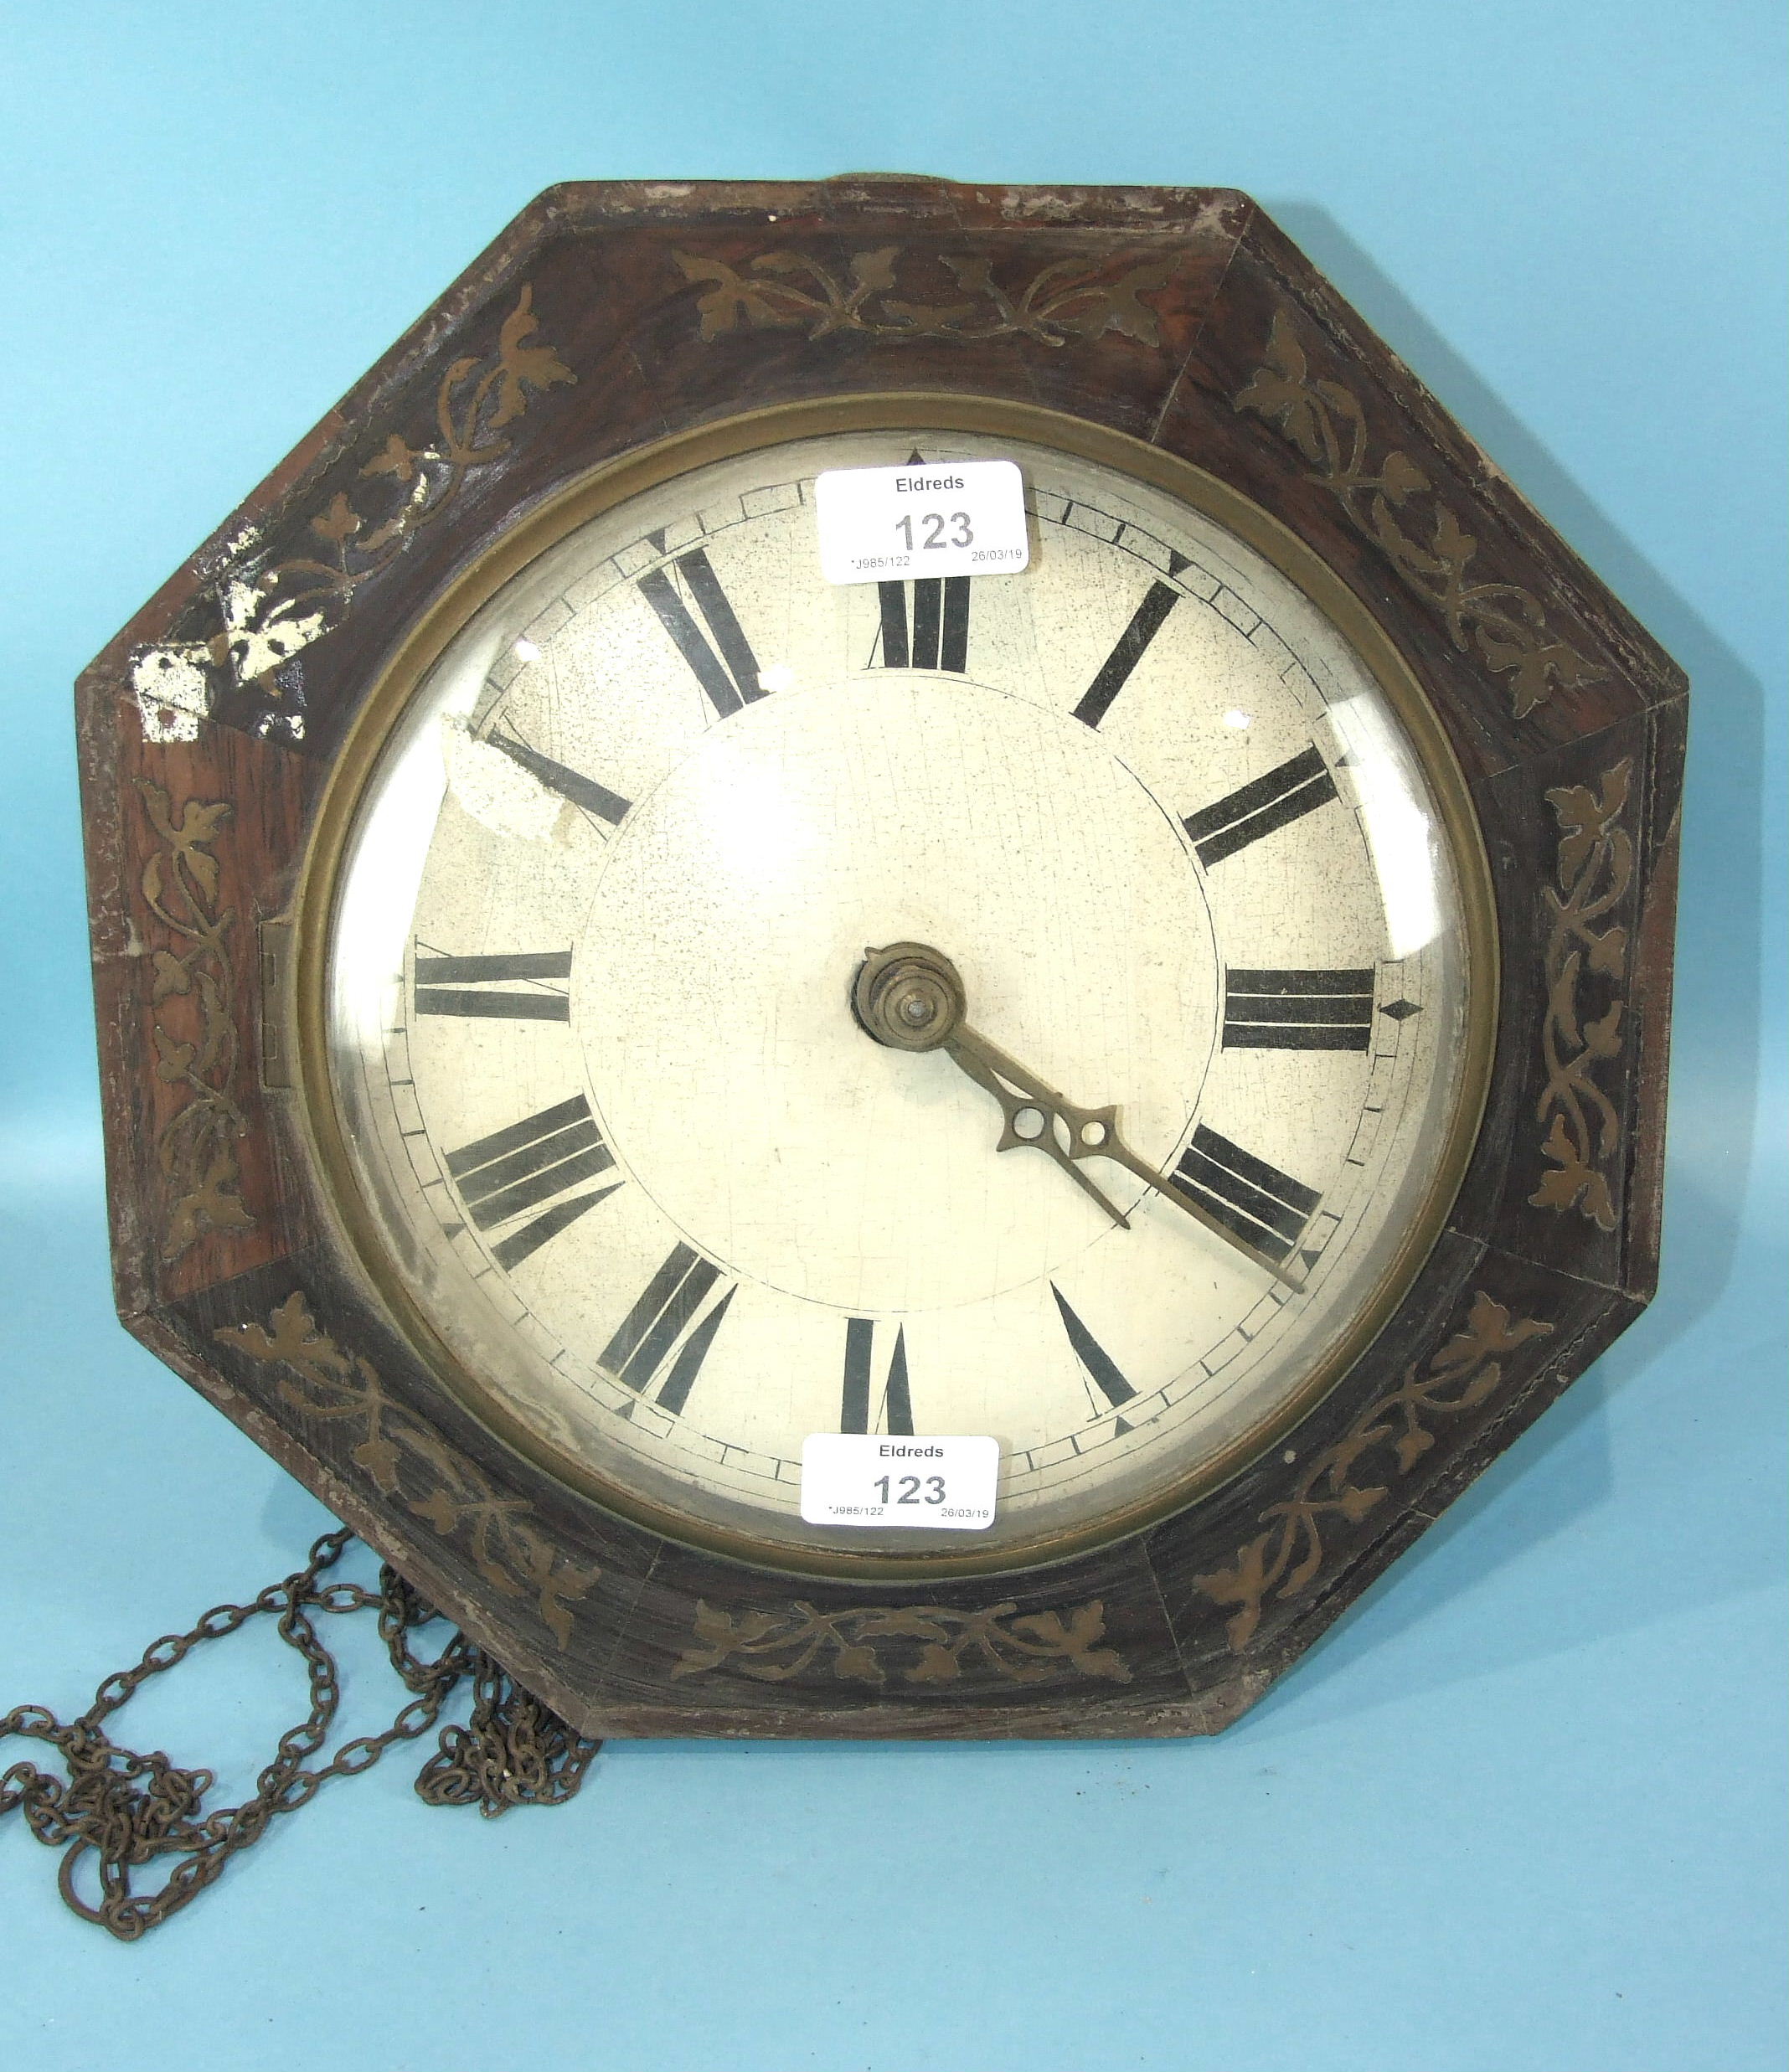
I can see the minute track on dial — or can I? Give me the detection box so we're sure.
[852,942,1307,1288]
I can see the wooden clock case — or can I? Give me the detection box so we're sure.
[76,178,1684,1738]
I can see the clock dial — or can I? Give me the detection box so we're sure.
[322,425,1483,1567]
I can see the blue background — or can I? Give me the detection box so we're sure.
[3,4,1783,2065]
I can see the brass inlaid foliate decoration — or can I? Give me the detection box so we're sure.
[673,1598,1134,1688]
[1531,759,1635,1231]
[1234,310,1600,719]
[675,246,1173,348]
[128,286,575,746]
[217,1294,598,1647]
[137,781,253,1262]
[1194,1292,1554,1650]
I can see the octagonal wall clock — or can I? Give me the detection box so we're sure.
[77,179,1684,1737]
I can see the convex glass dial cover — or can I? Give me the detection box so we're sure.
[316,419,1488,1570]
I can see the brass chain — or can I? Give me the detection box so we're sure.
[1,1528,600,1940]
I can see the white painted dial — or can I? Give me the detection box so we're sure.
[322,425,1481,1569]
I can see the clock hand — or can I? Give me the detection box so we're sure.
[939,1021,1137,1229]
[942,1021,1303,1286]
[853,943,1302,1286]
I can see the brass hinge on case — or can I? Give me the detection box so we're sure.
[258,919,293,1090]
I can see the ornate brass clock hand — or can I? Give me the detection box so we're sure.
[853,943,1302,1286]
[938,1021,1137,1229]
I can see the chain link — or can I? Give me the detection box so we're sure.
[2,1528,601,1939]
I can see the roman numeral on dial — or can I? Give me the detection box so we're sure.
[414,947,572,1021]
[1051,1285,1137,1417]
[600,1242,735,1414]
[877,578,970,672]
[1071,580,1180,726]
[638,549,763,718]
[839,1317,912,1435]
[484,729,632,826]
[1168,1125,1318,1265]
[444,1094,618,1270]
[1183,745,1339,866]
[1223,969,1375,1051]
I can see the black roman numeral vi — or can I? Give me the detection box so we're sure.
[840,1318,913,1435]
[445,1095,618,1270]
[1223,969,1375,1051]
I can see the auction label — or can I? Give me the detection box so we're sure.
[800,1434,1000,1530]
[814,460,1029,585]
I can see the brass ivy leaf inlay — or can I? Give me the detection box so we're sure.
[1532,759,1634,1230]
[673,1598,1133,1688]
[218,1293,596,1648]
[137,781,253,1262]
[674,245,1173,348]
[1235,309,1601,718]
[1194,1292,1554,1651]
[268,284,575,666]
[129,285,575,746]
